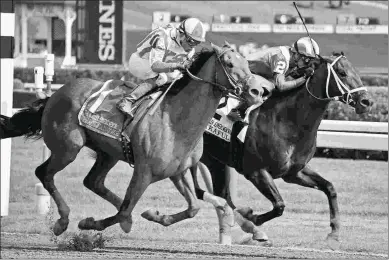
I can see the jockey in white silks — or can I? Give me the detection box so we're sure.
[117,17,207,119]
[228,37,320,123]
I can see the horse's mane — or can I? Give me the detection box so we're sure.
[332,51,344,57]
[265,84,303,101]
[320,51,344,64]
[169,46,215,93]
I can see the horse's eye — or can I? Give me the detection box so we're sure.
[339,71,347,77]
[226,62,233,68]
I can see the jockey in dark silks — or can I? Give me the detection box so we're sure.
[228,37,319,123]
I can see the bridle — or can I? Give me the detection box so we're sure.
[305,55,367,106]
[185,47,252,101]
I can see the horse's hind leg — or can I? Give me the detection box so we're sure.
[282,165,340,249]
[36,116,86,236]
[78,165,152,233]
[78,151,127,229]
[35,148,82,236]
[82,151,121,210]
[141,169,201,226]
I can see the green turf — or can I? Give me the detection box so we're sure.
[1,137,387,254]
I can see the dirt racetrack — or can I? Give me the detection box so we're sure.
[1,232,387,259]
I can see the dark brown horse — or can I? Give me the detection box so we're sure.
[193,52,373,247]
[2,43,263,236]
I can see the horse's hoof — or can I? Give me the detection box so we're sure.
[240,235,273,247]
[141,209,160,221]
[53,219,69,236]
[326,234,340,251]
[252,230,269,241]
[78,217,96,230]
[119,218,132,233]
[252,239,273,247]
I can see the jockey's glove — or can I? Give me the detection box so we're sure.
[174,59,192,72]
[304,67,315,79]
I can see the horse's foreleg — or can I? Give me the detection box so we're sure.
[282,165,340,247]
[141,169,201,226]
[203,163,268,244]
[191,163,235,245]
[197,162,214,193]
[225,167,269,243]
[197,158,268,244]
[244,169,285,226]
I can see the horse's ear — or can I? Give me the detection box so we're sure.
[224,40,232,48]
[211,42,223,55]
[341,51,344,56]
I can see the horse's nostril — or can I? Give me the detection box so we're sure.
[360,99,371,107]
[250,89,260,96]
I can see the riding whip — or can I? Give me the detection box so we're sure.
[293,2,318,57]
[147,77,179,116]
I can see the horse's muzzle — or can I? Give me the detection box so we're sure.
[355,93,373,114]
[244,74,265,105]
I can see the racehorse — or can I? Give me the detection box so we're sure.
[193,52,373,246]
[1,43,263,236]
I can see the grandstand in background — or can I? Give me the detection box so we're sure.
[12,0,388,71]
[122,1,388,72]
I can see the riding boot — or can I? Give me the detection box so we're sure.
[117,81,156,119]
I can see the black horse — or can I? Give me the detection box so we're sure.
[195,52,372,247]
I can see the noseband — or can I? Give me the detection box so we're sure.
[305,55,367,105]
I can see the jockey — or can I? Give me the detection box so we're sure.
[117,17,207,118]
[228,36,319,122]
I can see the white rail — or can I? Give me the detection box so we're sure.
[10,108,388,151]
[24,83,62,91]
[317,120,388,151]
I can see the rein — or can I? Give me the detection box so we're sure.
[185,49,251,101]
[305,55,367,104]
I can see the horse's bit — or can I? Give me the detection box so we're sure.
[305,55,367,105]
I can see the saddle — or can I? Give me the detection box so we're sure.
[79,79,161,140]
[203,97,250,171]
[78,79,165,165]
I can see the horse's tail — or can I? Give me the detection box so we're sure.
[0,98,49,140]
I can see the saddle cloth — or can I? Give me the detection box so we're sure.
[205,97,250,143]
[78,79,161,141]
[203,97,252,171]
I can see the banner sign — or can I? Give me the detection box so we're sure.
[272,24,334,34]
[335,25,388,34]
[211,23,272,33]
[85,0,123,64]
